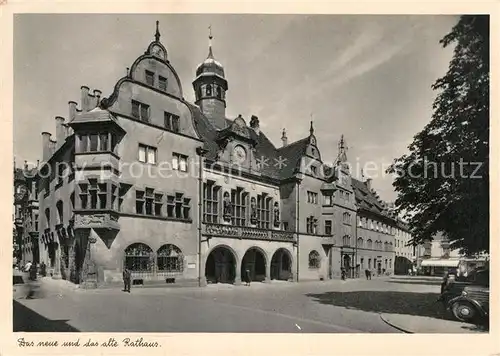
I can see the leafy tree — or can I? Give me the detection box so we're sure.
[388,15,489,254]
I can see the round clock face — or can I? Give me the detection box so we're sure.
[233,145,247,164]
[151,44,165,59]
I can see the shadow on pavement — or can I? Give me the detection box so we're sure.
[13,300,79,332]
[387,280,442,286]
[306,290,453,321]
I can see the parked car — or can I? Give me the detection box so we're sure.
[447,284,489,324]
[438,268,489,323]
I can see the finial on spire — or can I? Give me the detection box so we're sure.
[155,20,161,42]
[338,134,348,163]
[207,24,214,59]
[309,120,314,136]
[281,128,288,147]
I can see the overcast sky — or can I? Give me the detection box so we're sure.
[13,14,458,201]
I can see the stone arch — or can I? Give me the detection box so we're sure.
[270,248,293,281]
[241,246,268,283]
[205,244,239,284]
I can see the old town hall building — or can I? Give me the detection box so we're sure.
[34,22,406,288]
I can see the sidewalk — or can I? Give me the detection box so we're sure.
[380,313,488,333]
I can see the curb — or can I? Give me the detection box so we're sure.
[379,314,413,334]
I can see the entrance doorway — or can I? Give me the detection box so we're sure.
[241,248,266,282]
[270,248,292,281]
[343,254,352,278]
[377,261,382,276]
[205,246,236,284]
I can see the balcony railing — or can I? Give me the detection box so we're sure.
[203,223,296,242]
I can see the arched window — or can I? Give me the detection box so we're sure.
[342,235,350,246]
[367,239,373,249]
[45,208,50,227]
[205,84,212,96]
[124,243,153,272]
[384,241,388,251]
[389,242,393,251]
[157,244,184,272]
[56,200,63,225]
[357,237,363,248]
[308,250,321,269]
[216,86,222,99]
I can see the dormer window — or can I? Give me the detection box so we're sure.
[310,166,317,176]
[159,76,167,91]
[145,70,155,86]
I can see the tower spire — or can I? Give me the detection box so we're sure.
[309,120,314,136]
[154,20,161,42]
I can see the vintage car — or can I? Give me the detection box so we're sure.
[439,268,489,323]
[448,284,489,323]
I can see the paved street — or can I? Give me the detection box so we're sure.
[13,276,469,333]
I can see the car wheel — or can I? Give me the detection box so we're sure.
[451,301,477,323]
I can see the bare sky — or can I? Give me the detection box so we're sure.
[13,14,457,201]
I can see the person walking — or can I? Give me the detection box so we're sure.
[123,267,131,293]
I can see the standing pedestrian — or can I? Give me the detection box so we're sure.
[365,269,369,280]
[341,268,346,281]
[40,261,47,277]
[123,266,131,293]
[244,268,251,286]
[29,263,37,281]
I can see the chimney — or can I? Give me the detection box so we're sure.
[281,128,288,147]
[249,115,260,136]
[62,123,69,138]
[81,86,90,112]
[41,132,52,162]
[55,116,65,149]
[68,101,77,121]
[365,178,372,190]
[93,89,102,107]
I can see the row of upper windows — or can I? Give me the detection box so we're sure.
[74,179,193,220]
[357,217,394,235]
[355,238,394,251]
[306,190,350,206]
[203,181,280,230]
[145,70,168,92]
[137,144,188,171]
[131,100,180,133]
[196,84,225,100]
[305,216,332,235]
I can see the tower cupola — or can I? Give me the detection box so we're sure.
[193,26,228,130]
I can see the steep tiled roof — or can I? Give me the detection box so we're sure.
[189,103,308,181]
[275,138,309,180]
[351,178,385,215]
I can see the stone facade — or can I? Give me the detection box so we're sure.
[33,22,411,288]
